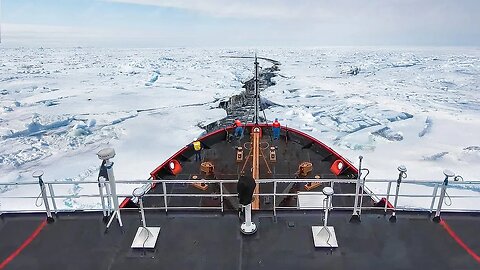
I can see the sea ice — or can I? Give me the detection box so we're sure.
[0,47,479,212]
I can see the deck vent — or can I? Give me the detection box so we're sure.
[269,147,276,162]
[236,147,244,162]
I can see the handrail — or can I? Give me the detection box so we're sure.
[3,178,480,186]
[1,177,480,217]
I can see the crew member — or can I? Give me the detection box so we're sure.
[233,118,244,139]
[272,118,281,140]
[190,138,204,162]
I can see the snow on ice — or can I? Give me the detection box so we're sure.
[0,47,479,211]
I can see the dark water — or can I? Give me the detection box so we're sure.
[202,64,280,133]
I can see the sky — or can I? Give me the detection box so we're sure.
[0,0,479,47]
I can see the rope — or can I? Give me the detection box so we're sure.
[142,226,151,250]
[35,192,43,207]
[358,168,370,215]
[444,191,452,206]
[322,196,333,248]
[361,168,370,181]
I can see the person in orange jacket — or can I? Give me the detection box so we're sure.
[272,118,281,140]
[233,118,244,139]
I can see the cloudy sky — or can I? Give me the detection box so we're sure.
[1,0,479,47]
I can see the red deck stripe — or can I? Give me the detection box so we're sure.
[0,220,47,269]
[440,219,480,264]
[119,198,129,208]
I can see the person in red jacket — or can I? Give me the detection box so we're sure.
[272,118,281,140]
[233,118,244,139]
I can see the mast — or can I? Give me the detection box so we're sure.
[251,127,260,210]
[252,54,261,209]
[254,54,259,125]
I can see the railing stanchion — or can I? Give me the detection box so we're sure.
[429,183,439,214]
[384,182,392,213]
[98,176,108,222]
[220,180,224,213]
[47,183,58,214]
[358,168,371,217]
[433,170,454,222]
[162,181,168,213]
[390,166,407,222]
[330,179,335,210]
[104,181,112,216]
[98,148,123,233]
[5,177,480,216]
[273,180,277,217]
[350,156,363,222]
[32,171,54,223]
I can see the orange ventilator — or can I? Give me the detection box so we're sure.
[200,161,215,176]
[191,175,208,191]
[168,159,182,175]
[298,161,313,177]
[304,175,321,191]
[330,159,345,176]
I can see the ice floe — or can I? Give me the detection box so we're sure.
[0,47,479,211]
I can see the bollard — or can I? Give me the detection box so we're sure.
[390,165,407,222]
[433,170,454,223]
[350,156,363,222]
[33,171,54,223]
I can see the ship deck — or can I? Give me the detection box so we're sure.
[138,124,371,211]
[1,211,479,270]
[3,127,478,269]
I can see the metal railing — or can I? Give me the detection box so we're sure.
[2,149,479,233]
[1,176,480,219]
